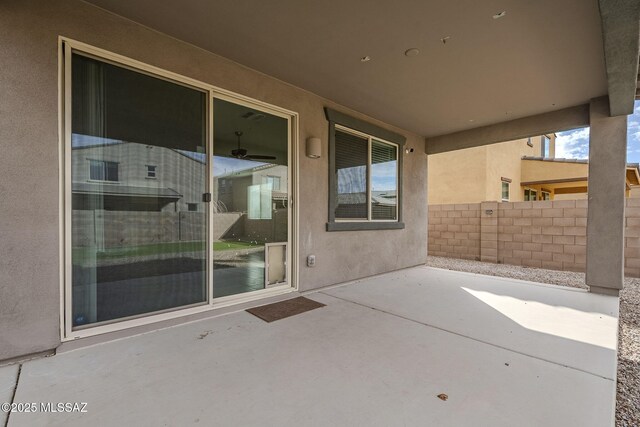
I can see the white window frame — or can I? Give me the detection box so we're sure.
[524,187,538,201]
[88,159,119,182]
[541,135,550,157]
[334,124,399,223]
[501,181,510,202]
[146,165,157,179]
[263,175,281,191]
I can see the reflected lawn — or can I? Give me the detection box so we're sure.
[73,240,262,263]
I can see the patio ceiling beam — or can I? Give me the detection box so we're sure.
[598,0,640,116]
[425,104,589,155]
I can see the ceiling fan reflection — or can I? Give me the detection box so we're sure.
[230,131,276,160]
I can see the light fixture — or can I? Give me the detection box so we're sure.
[493,11,506,19]
[360,56,371,62]
[306,137,321,159]
[404,48,420,57]
[405,147,415,154]
[440,36,451,44]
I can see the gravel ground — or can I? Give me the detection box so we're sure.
[426,256,640,427]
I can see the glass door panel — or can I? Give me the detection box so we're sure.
[70,53,208,327]
[212,98,289,298]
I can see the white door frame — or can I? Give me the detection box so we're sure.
[59,37,299,341]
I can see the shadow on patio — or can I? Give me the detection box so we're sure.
[1,266,619,427]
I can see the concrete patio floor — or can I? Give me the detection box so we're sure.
[1,266,619,426]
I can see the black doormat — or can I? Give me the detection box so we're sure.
[246,296,325,322]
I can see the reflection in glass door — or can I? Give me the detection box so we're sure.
[69,53,208,327]
[212,98,289,298]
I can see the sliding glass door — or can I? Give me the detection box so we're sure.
[70,53,208,327]
[211,98,290,298]
[66,44,293,333]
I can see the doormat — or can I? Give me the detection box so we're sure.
[246,296,325,322]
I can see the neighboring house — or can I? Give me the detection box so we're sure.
[214,164,289,214]
[428,134,640,204]
[520,157,640,201]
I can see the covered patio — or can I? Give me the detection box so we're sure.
[2,267,618,426]
[1,1,639,426]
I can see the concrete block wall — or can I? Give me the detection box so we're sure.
[624,198,640,277]
[428,199,640,278]
[427,204,481,260]
[480,202,498,263]
[494,200,587,272]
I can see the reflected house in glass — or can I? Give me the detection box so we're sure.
[72,137,207,214]
[214,163,288,215]
[69,53,210,327]
[335,191,397,220]
[211,162,290,298]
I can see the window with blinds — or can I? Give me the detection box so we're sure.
[334,127,398,221]
[89,159,119,182]
[335,130,368,219]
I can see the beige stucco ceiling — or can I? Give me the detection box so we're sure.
[83,0,607,138]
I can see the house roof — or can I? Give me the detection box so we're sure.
[520,157,640,186]
[215,164,280,180]
[82,0,626,138]
[71,139,207,165]
[72,182,183,198]
[521,156,589,164]
[337,191,397,206]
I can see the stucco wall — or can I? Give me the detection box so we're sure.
[520,159,588,183]
[0,0,427,360]
[427,137,544,204]
[485,139,538,202]
[427,146,487,204]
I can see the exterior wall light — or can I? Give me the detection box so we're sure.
[306,137,321,159]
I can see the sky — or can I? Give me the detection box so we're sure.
[555,100,640,163]
[72,134,271,175]
[212,156,268,176]
[337,160,398,194]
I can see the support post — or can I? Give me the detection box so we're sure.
[586,97,627,295]
[480,201,498,263]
